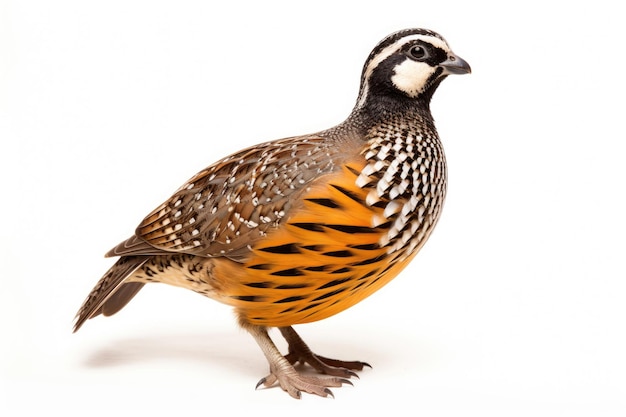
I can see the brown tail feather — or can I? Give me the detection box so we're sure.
[99,282,146,317]
[73,256,149,332]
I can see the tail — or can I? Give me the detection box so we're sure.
[73,256,149,332]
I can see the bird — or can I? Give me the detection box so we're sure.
[74,28,470,399]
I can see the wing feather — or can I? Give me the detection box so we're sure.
[108,135,343,260]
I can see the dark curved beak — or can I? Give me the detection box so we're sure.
[441,54,471,75]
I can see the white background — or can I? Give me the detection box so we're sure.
[1,0,625,415]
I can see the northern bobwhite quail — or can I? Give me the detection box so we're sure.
[74,28,470,399]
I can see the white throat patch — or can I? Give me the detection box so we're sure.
[390,59,435,98]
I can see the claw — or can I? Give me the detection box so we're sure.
[324,388,334,399]
[340,378,353,386]
[255,377,266,390]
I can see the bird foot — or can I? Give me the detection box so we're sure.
[256,365,352,399]
[245,324,370,398]
[280,326,371,378]
[285,351,370,378]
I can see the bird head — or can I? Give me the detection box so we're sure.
[356,29,470,111]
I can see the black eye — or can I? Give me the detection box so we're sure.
[408,45,428,60]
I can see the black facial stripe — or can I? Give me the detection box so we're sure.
[368,53,408,96]
[368,43,445,95]
[400,41,448,66]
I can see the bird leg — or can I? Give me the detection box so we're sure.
[245,323,352,399]
[279,326,371,378]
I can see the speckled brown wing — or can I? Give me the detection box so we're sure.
[106,135,347,261]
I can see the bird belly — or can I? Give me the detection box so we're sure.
[213,162,440,327]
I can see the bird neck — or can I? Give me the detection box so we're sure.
[341,97,437,141]
[319,87,441,147]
